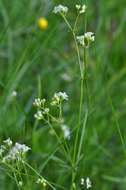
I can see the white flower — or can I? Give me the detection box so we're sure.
[86,177,92,189]
[15,143,30,153]
[57,92,68,100]
[34,110,43,120]
[51,92,68,106]
[34,108,49,120]
[12,90,17,97]
[77,32,95,48]
[53,4,68,14]
[61,125,70,140]
[43,108,49,114]
[3,138,12,146]
[51,93,60,106]
[36,178,42,184]
[77,35,84,46]
[19,181,23,187]
[3,143,31,162]
[75,4,87,14]
[81,178,84,185]
[33,98,46,107]
[10,143,30,156]
[85,32,95,42]
[36,178,47,187]
[79,5,87,14]
[75,4,81,10]
[42,179,47,187]
[81,177,92,189]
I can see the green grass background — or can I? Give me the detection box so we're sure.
[0,0,126,189]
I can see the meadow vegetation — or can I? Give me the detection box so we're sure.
[0,0,126,189]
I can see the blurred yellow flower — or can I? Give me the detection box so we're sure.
[38,17,48,30]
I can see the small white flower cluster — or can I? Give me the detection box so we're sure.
[51,92,68,106]
[33,98,46,108]
[3,138,12,146]
[36,178,47,187]
[0,138,30,162]
[33,98,50,120]
[77,32,95,48]
[75,4,87,14]
[34,92,68,123]
[53,4,95,48]
[61,125,70,140]
[34,108,50,120]
[34,110,43,120]
[53,4,68,15]
[81,177,92,189]
[0,138,13,157]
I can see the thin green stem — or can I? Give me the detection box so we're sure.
[71,76,85,189]
[1,161,21,189]
[62,15,83,78]
[73,14,80,32]
[83,48,89,109]
[23,161,56,190]
[83,0,89,110]
[47,119,72,165]
[22,161,31,190]
[13,170,21,190]
[61,11,89,190]
[71,2,89,188]
[77,110,88,161]
[16,161,24,189]
[73,77,84,164]
[73,32,83,78]
[61,14,73,32]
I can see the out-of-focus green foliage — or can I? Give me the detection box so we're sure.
[0,0,126,189]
